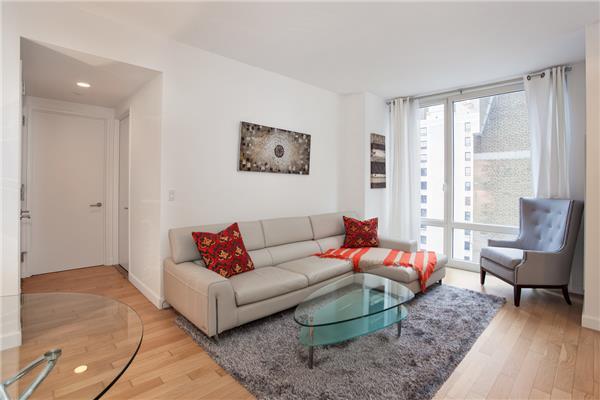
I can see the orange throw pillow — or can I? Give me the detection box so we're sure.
[343,216,379,248]
[191,223,254,278]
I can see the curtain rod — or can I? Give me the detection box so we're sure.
[386,64,572,105]
[526,65,572,81]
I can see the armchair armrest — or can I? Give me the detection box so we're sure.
[379,236,418,252]
[516,249,572,286]
[488,238,521,248]
[163,258,237,337]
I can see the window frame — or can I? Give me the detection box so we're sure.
[418,82,523,272]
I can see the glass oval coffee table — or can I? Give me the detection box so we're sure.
[294,273,414,368]
[1,293,143,399]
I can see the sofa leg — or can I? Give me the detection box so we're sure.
[562,285,572,305]
[438,279,442,285]
[480,269,486,285]
[514,286,521,307]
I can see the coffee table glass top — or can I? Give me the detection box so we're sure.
[1,292,143,399]
[294,273,414,327]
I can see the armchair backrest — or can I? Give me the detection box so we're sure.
[517,198,583,253]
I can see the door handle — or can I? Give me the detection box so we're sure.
[20,210,31,220]
[89,202,103,207]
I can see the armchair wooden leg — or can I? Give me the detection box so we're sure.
[561,285,572,305]
[514,286,521,307]
[480,269,486,285]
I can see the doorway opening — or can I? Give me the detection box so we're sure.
[20,38,161,277]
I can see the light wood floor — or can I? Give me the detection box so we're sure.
[22,266,599,399]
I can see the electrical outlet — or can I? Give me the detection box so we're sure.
[168,190,175,201]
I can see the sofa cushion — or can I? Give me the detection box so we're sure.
[192,223,254,278]
[481,247,523,269]
[309,211,357,240]
[367,253,448,283]
[170,220,265,264]
[228,267,308,306]
[261,216,313,247]
[343,216,379,248]
[276,256,353,285]
[267,240,321,265]
[316,235,345,252]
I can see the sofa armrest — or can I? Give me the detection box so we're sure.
[379,236,418,252]
[163,258,237,337]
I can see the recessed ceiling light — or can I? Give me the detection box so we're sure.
[73,365,88,374]
[76,82,91,88]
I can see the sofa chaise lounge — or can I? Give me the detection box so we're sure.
[164,211,447,338]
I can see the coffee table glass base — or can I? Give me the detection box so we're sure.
[299,305,408,368]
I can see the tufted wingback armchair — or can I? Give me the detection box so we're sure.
[480,198,583,306]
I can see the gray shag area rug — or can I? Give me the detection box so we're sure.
[175,283,505,400]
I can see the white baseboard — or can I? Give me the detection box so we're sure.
[1,330,22,351]
[128,273,165,309]
[582,314,600,331]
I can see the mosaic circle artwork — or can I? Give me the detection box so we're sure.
[239,122,311,175]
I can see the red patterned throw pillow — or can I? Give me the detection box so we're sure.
[191,223,254,278]
[343,216,379,248]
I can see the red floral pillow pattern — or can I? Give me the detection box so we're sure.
[191,223,254,278]
[343,216,379,248]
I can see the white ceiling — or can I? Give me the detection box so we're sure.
[75,2,598,98]
[21,38,160,108]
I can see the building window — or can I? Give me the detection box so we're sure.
[465,152,471,161]
[465,197,471,206]
[465,136,472,147]
[464,229,471,236]
[421,140,428,150]
[421,209,427,218]
[420,127,427,137]
[421,153,427,163]
[464,241,471,251]
[420,235,427,245]
[465,211,471,221]
[464,122,471,133]
[465,181,472,191]
[421,181,427,190]
[420,224,427,231]
[464,255,471,261]
[421,195,427,204]
[465,167,471,177]
[421,168,427,177]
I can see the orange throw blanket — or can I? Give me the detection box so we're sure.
[317,247,438,292]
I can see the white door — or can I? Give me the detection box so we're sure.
[29,110,106,275]
[118,116,130,270]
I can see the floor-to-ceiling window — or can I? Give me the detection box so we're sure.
[418,83,532,270]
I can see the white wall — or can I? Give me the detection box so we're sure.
[2,3,343,308]
[583,21,600,331]
[338,92,389,228]
[117,76,163,306]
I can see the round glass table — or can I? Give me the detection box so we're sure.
[1,293,143,399]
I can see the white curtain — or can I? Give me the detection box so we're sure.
[524,66,571,198]
[387,97,421,241]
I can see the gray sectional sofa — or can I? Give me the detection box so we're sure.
[164,211,447,338]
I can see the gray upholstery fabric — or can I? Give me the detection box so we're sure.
[266,240,321,265]
[481,198,584,286]
[309,211,356,240]
[228,267,308,306]
[480,247,523,269]
[276,256,353,285]
[262,216,314,247]
[169,221,265,264]
[378,237,418,252]
[247,248,273,269]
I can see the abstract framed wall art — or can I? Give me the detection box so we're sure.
[239,122,311,175]
[370,133,386,188]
